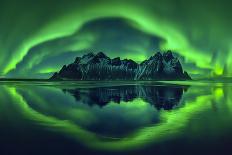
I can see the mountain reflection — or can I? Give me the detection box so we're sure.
[63,84,189,110]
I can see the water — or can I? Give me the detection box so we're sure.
[0,81,232,155]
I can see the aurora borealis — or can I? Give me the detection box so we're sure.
[1,0,232,78]
[1,80,232,153]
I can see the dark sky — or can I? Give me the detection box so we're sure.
[0,0,232,78]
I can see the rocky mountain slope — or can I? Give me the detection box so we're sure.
[50,51,191,80]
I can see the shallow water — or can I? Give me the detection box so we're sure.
[1,81,232,155]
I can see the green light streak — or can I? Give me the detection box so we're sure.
[1,0,232,78]
[3,84,226,151]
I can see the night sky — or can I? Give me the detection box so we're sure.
[0,0,232,78]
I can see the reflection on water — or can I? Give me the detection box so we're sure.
[1,81,232,155]
[63,85,188,110]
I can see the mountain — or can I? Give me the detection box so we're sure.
[50,50,191,80]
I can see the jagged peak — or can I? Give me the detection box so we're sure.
[112,57,120,61]
[61,65,67,69]
[95,52,108,59]
[163,50,174,61]
[151,51,163,60]
[74,57,81,63]
[82,52,95,58]
[122,58,136,63]
[126,59,136,63]
[51,50,191,81]
[59,65,67,73]
[121,59,138,69]
[154,51,162,57]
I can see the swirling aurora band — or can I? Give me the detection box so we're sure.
[0,83,229,151]
[0,0,232,78]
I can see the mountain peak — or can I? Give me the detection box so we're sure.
[51,51,191,81]
[163,50,174,62]
[96,52,108,59]
[74,57,81,63]
[151,51,163,61]
[82,52,95,58]
[111,57,121,66]
[154,51,162,57]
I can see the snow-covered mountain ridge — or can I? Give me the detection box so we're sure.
[50,51,191,80]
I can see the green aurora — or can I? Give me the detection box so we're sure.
[0,0,232,78]
[1,81,231,151]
